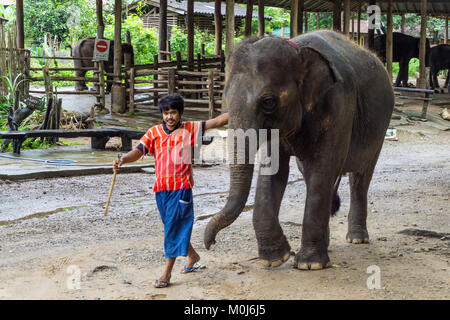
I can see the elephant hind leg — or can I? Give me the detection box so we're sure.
[331,175,342,216]
[346,166,376,244]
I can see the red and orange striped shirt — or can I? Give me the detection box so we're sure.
[137,121,204,192]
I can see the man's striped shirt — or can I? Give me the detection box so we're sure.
[137,121,204,192]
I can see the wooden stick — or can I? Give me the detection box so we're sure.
[104,154,121,216]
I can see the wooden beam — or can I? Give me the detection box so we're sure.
[226,0,235,57]
[358,3,361,45]
[187,0,194,67]
[304,11,308,33]
[215,0,223,54]
[245,0,253,38]
[418,0,427,89]
[316,12,320,30]
[16,0,24,48]
[291,0,299,37]
[258,0,265,37]
[386,0,393,84]
[343,0,350,36]
[159,0,168,60]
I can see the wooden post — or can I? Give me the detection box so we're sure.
[258,0,265,37]
[401,14,406,34]
[226,0,235,58]
[129,67,135,114]
[98,61,106,109]
[291,0,299,37]
[96,0,104,39]
[245,0,253,38]
[343,0,350,37]
[154,54,159,106]
[333,0,342,32]
[445,15,449,44]
[358,2,361,45]
[316,12,320,30]
[159,0,168,61]
[304,12,308,33]
[215,0,223,55]
[111,0,125,113]
[418,0,427,89]
[386,0,393,84]
[368,0,376,50]
[298,0,304,35]
[208,69,215,119]
[168,68,176,95]
[187,0,194,70]
[351,11,355,40]
[16,0,24,49]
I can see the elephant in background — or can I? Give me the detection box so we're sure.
[71,37,134,92]
[374,32,430,87]
[429,44,450,90]
[204,30,394,270]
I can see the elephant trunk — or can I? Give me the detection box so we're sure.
[204,136,255,249]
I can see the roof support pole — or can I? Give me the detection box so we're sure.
[298,0,304,35]
[343,0,350,37]
[245,0,253,38]
[159,0,168,60]
[112,0,125,113]
[333,1,342,32]
[290,0,299,37]
[225,0,235,57]
[96,0,104,39]
[418,0,428,89]
[187,0,194,69]
[386,0,393,84]
[304,11,308,33]
[401,13,406,33]
[215,0,223,54]
[445,15,448,44]
[368,0,375,50]
[357,1,361,45]
[16,0,24,48]
[258,0,265,37]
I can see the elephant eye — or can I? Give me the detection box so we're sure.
[259,95,278,115]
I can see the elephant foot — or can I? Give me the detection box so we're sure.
[258,236,291,268]
[294,247,331,270]
[346,229,369,244]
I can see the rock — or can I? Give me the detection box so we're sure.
[439,108,450,121]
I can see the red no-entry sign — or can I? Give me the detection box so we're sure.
[93,38,110,61]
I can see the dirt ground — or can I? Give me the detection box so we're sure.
[0,103,449,301]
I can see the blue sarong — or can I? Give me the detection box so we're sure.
[155,188,194,258]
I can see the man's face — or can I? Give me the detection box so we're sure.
[162,108,181,130]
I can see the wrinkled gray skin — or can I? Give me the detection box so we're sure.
[204,30,394,270]
[71,37,134,92]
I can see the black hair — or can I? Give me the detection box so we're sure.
[159,93,184,114]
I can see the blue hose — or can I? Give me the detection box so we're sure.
[0,154,112,167]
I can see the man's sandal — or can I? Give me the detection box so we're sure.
[181,262,200,274]
[153,279,170,288]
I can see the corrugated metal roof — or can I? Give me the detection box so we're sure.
[195,1,450,16]
[0,0,15,6]
[167,1,272,19]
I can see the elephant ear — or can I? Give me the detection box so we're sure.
[296,47,343,110]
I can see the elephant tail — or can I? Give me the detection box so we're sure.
[331,175,342,216]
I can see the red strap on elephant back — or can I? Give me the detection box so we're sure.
[286,40,301,52]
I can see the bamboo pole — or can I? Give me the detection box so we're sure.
[245,0,253,38]
[386,0,393,84]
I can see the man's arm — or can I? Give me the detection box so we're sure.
[204,112,229,131]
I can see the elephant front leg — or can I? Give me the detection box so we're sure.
[253,153,291,268]
[294,173,335,270]
[75,69,88,91]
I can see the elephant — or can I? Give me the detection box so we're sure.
[71,37,134,93]
[374,32,430,87]
[429,44,450,90]
[203,30,394,270]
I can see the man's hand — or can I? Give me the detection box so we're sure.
[205,113,229,131]
[112,148,143,173]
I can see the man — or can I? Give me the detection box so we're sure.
[113,93,228,288]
